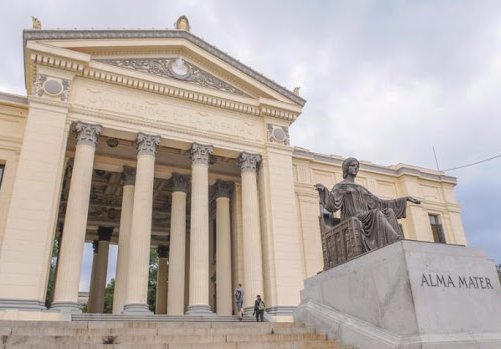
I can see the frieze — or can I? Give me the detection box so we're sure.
[267,123,290,145]
[75,90,261,140]
[74,122,102,147]
[33,74,71,101]
[98,57,249,97]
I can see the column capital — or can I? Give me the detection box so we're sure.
[157,245,169,258]
[239,152,262,172]
[213,180,233,199]
[136,133,161,155]
[190,143,214,165]
[74,122,102,147]
[97,226,114,241]
[122,166,136,186]
[171,173,189,193]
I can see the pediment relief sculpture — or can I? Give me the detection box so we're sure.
[98,57,249,97]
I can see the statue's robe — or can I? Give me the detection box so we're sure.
[318,182,408,251]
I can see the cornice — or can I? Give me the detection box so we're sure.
[292,147,457,184]
[23,29,306,107]
[28,49,300,121]
[0,92,28,108]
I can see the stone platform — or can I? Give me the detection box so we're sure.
[294,240,501,349]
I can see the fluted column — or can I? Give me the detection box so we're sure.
[214,180,233,315]
[167,173,189,315]
[52,122,101,313]
[187,143,214,315]
[88,227,113,313]
[113,166,136,314]
[123,133,160,314]
[239,152,264,312]
[156,245,168,314]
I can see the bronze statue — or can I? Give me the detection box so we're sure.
[315,157,421,252]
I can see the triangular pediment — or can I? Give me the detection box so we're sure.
[97,57,250,98]
[23,29,305,122]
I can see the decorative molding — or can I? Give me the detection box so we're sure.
[23,29,306,106]
[122,166,136,186]
[170,173,189,192]
[0,299,46,311]
[213,180,233,199]
[239,152,261,172]
[97,226,114,241]
[136,132,160,155]
[267,123,290,145]
[99,57,249,97]
[33,74,71,101]
[190,143,214,166]
[74,121,102,147]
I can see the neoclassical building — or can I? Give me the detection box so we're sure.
[0,17,466,320]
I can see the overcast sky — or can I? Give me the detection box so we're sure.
[1,0,500,291]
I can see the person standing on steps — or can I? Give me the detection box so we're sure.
[234,283,244,320]
[253,294,265,322]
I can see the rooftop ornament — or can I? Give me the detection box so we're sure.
[175,15,190,31]
[31,16,41,30]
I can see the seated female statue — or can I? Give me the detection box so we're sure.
[315,157,421,251]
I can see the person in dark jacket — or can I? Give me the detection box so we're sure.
[252,294,265,322]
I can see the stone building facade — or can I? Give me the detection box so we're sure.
[0,21,466,320]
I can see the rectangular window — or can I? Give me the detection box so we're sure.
[0,164,4,188]
[429,214,446,243]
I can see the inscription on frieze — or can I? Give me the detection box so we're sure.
[420,273,496,290]
[74,88,261,140]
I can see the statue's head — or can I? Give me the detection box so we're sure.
[342,157,360,178]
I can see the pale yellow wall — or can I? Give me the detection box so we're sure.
[0,101,27,250]
[292,151,467,276]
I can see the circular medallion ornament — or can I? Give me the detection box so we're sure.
[43,79,63,96]
[272,127,287,142]
[168,57,192,80]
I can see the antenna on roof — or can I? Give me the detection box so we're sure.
[432,146,441,171]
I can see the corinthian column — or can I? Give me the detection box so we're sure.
[52,122,101,313]
[167,173,189,315]
[214,180,233,315]
[113,166,136,314]
[89,226,113,313]
[186,143,214,315]
[155,245,168,314]
[123,133,160,314]
[239,152,264,312]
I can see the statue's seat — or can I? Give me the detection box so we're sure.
[319,208,365,270]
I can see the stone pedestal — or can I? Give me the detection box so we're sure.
[294,240,501,349]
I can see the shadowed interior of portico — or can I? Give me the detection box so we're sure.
[51,131,243,314]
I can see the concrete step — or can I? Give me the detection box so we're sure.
[4,341,344,349]
[4,332,327,344]
[72,314,256,322]
[0,321,350,349]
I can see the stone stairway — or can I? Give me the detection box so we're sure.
[0,318,350,349]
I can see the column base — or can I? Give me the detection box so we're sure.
[185,304,215,315]
[49,301,82,313]
[0,299,46,311]
[122,303,153,315]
